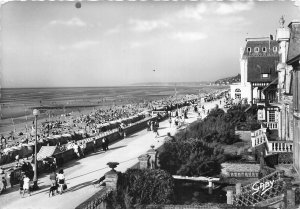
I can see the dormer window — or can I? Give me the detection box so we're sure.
[273,46,277,52]
[254,47,259,53]
[247,47,251,53]
[262,47,267,52]
[262,73,269,78]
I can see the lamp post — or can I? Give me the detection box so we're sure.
[33,109,39,190]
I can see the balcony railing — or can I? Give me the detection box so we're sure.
[251,128,267,147]
[264,122,278,130]
[251,127,293,154]
[267,141,293,153]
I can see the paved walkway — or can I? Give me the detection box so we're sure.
[0,99,223,209]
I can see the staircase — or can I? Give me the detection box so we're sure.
[233,170,286,207]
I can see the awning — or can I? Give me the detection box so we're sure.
[37,146,61,161]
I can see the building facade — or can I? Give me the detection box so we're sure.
[230,38,280,106]
[285,20,300,173]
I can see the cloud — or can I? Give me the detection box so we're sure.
[129,19,169,32]
[72,40,100,49]
[177,4,207,20]
[219,16,251,27]
[50,17,87,27]
[214,2,254,15]
[59,40,100,50]
[129,41,150,49]
[172,32,207,42]
[105,25,121,35]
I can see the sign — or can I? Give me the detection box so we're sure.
[252,180,274,196]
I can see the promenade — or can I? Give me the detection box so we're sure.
[0,99,223,209]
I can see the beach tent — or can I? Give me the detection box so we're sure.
[37,146,61,161]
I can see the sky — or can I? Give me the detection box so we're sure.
[1,0,300,88]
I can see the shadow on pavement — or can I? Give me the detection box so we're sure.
[66,156,137,181]
[67,180,94,192]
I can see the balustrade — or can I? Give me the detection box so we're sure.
[268,141,293,153]
[251,128,267,147]
[265,122,278,130]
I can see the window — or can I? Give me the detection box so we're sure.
[247,47,251,53]
[269,110,275,122]
[273,46,277,52]
[254,47,259,52]
[235,89,241,92]
[262,74,269,78]
[262,47,267,52]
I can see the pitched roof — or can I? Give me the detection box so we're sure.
[247,56,279,83]
[37,146,60,160]
[243,40,279,58]
[287,22,300,64]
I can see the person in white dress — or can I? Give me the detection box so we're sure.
[22,174,30,197]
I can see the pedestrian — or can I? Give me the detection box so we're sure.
[49,170,57,187]
[79,143,85,157]
[153,121,159,138]
[93,138,97,153]
[19,173,24,197]
[105,138,109,151]
[57,169,65,195]
[73,143,80,158]
[22,174,31,197]
[1,176,7,192]
[102,138,106,152]
[168,117,172,127]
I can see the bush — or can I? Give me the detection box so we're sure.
[159,139,224,177]
[107,169,175,208]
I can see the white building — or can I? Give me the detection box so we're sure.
[230,38,279,104]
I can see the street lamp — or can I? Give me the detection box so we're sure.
[32,109,39,190]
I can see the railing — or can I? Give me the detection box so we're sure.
[267,141,293,153]
[228,171,259,178]
[75,187,113,209]
[251,128,267,147]
[233,179,286,207]
[264,122,278,130]
[240,170,284,193]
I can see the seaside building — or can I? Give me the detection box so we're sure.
[230,37,279,105]
[286,20,300,174]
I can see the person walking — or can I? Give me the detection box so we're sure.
[19,174,24,197]
[153,121,159,138]
[22,174,31,197]
[168,117,172,127]
[102,138,106,152]
[104,138,109,151]
[49,170,57,187]
[57,169,65,195]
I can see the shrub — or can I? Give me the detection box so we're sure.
[159,139,224,177]
[108,169,175,208]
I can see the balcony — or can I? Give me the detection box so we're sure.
[251,128,267,147]
[267,141,293,153]
[252,98,278,105]
[264,122,278,130]
[251,127,293,153]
